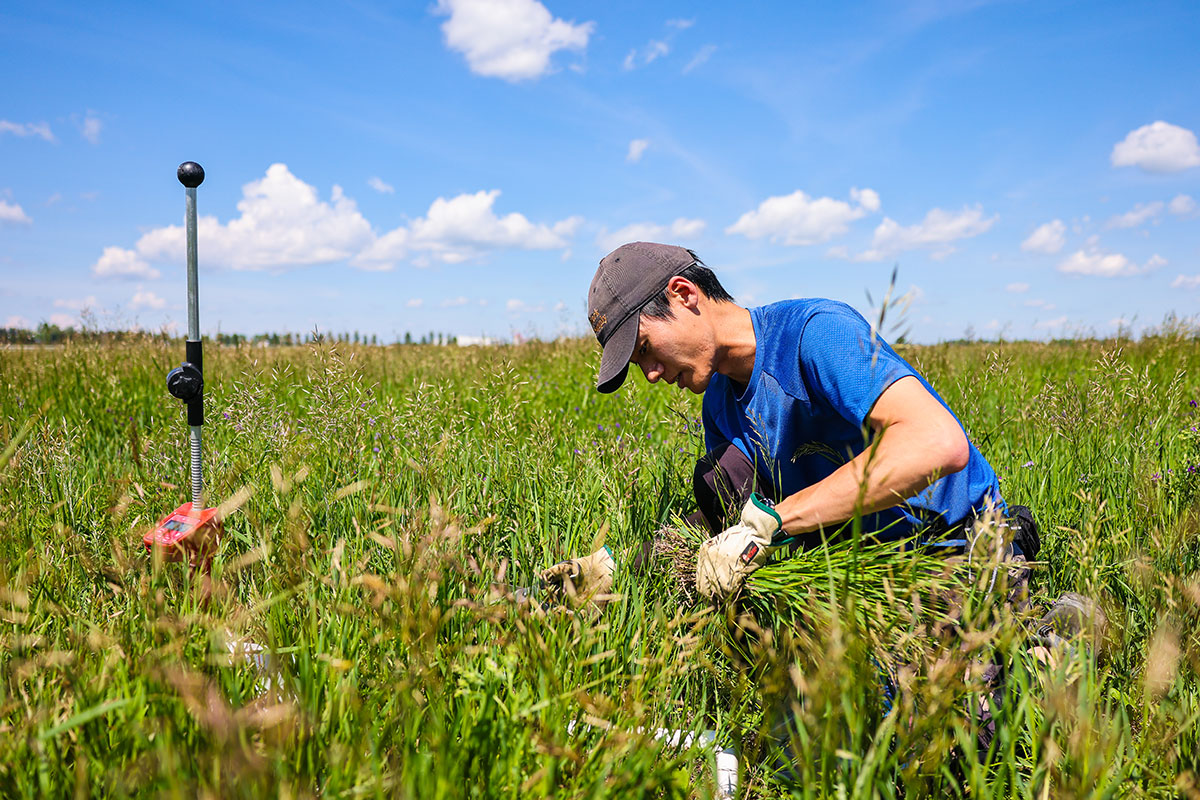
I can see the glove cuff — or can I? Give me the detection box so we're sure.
[741,493,783,540]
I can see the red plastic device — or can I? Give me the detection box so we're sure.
[144,502,223,564]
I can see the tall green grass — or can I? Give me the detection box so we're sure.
[1,329,1197,798]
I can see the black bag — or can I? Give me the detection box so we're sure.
[1008,505,1040,560]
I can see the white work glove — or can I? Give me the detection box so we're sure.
[696,494,783,602]
[539,545,616,603]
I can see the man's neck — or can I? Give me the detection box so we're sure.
[712,303,756,386]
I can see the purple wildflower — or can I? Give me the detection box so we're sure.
[1022,461,1035,468]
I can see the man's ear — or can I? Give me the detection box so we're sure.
[667,276,700,310]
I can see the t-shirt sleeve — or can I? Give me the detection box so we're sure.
[798,309,918,428]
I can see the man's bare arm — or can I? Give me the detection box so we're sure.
[772,375,970,535]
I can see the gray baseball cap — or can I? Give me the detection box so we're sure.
[588,241,695,393]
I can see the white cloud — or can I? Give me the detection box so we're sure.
[0,120,54,141]
[1034,315,1069,330]
[457,335,497,346]
[1025,298,1055,310]
[626,138,649,163]
[378,189,580,266]
[666,18,694,29]
[103,164,581,274]
[856,205,995,261]
[135,163,374,272]
[1111,121,1200,173]
[131,289,166,310]
[4,315,31,328]
[441,296,470,307]
[597,217,706,253]
[49,313,77,328]
[406,298,424,308]
[0,199,32,225]
[1021,219,1065,254]
[1171,274,1200,289]
[1006,282,1030,293]
[79,115,102,144]
[506,298,546,312]
[624,39,670,70]
[553,300,567,311]
[93,246,160,279]
[727,187,879,246]
[1057,248,1163,277]
[54,295,99,311]
[683,44,716,73]
[1169,194,1196,216]
[367,176,395,194]
[434,0,593,82]
[1106,201,1163,229]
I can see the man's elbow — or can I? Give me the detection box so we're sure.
[939,427,970,476]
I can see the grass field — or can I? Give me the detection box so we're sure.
[1,328,1198,798]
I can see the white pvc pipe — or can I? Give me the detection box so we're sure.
[568,720,739,798]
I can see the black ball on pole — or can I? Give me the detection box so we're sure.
[177,161,205,188]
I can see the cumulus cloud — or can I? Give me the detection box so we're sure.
[406,298,424,308]
[0,120,54,141]
[506,298,546,312]
[371,189,581,266]
[1169,194,1196,216]
[131,289,166,310]
[597,217,706,253]
[1106,201,1164,229]
[441,296,470,307]
[626,138,649,163]
[1025,298,1056,310]
[48,313,77,328]
[367,176,395,194]
[0,199,32,225]
[100,164,581,274]
[54,295,99,311]
[93,246,160,279]
[4,315,31,328]
[1006,282,1030,293]
[856,205,995,262]
[134,164,374,272]
[1171,274,1200,289]
[1034,315,1069,330]
[1057,248,1164,277]
[434,0,593,82]
[1111,121,1200,173]
[1021,219,1065,254]
[727,187,879,246]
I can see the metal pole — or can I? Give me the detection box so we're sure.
[185,186,200,342]
[177,162,206,511]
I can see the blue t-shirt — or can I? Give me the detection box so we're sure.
[702,299,1004,541]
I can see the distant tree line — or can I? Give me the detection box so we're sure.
[1,325,461,346]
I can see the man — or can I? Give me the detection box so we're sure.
[541,241,1037,604]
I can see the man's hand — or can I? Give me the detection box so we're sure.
[696,494,782,602]
[539,546,616,602]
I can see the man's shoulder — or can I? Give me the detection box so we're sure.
[758,297,864,319]
[752,298,869,348]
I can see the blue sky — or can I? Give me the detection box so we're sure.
[1,0,1198,343]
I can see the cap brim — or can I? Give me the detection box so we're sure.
[595,313,639,393]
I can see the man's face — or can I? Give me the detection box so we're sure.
[629,307,715,394]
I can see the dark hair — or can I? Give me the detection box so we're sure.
[641,251,735,319]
